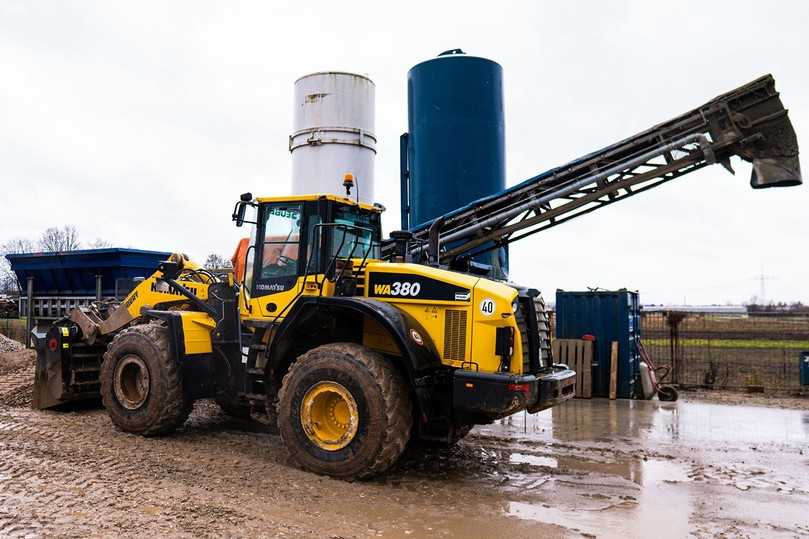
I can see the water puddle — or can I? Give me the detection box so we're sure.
[385,398,809,537]
[484,398,809,447]
[508,453,558,468]
[507,458,692,538]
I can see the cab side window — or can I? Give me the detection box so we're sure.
[261,204,301,279]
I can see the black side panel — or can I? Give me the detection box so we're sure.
[206,282,244,396]
[181,355,217,400]
[206,282,241,345]
[367,272,470,302]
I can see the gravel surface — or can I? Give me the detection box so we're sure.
[0,333,23,353]
[0,350,36,408]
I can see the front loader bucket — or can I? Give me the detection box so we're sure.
[32,327,65,410]
[32,325,103,410]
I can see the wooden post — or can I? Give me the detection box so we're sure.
[552,339,594,399]
[609,341,618,400]
[581,340,593,399]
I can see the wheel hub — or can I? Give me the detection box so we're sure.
[300,381,358,451]
[113,355,151,410]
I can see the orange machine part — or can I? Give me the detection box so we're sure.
[231,237,249,284]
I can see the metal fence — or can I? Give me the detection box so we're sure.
[548,310,809,392]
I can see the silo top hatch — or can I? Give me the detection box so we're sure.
[408,48,503,72]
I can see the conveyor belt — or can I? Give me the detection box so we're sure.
[409,75,801,266]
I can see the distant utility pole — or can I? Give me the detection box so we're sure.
[753,271,777,304]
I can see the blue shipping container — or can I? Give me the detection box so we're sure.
[556,289,640,399]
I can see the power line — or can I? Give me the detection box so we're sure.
[752,271,777,304]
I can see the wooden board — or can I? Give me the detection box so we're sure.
[609,341,619,400]
[551,338,593,398]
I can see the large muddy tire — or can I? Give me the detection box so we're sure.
[277,343,412,480]
[100,323,192,436]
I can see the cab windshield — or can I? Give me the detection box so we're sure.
[329,205,381,261]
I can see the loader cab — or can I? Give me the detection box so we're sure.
[233,194,382,320]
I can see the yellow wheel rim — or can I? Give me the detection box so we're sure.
[300,381,359,451]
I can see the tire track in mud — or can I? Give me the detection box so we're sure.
[0,401,537,537]
[0,367,34,407]
[0,404,324,537]
[0,509,47,539]
[0,423,169,536]
[0,353,569,536]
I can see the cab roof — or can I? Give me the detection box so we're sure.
[254,194,381,213]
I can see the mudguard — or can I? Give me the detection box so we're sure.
[271,296,444,379]
[268,296,448,423]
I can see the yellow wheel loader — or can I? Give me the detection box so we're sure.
[32,74,801,479]
[34,193,571,478]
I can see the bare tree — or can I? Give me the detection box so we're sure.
[39,225,81,252]
[0,265,17,295]
[87,238,113,249]
[0,238,36,294]
[2,238,36,255]
[204,253,231,270]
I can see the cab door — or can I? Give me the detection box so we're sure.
[248,202,306,319]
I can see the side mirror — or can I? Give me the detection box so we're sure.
[233,202,247,227]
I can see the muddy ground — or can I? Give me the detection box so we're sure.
[1,348,808,538]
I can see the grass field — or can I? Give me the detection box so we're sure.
[549,311,809,391]
[643,338,809,350]
[639,313,809,390]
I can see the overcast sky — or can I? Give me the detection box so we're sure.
[1,1,807,305]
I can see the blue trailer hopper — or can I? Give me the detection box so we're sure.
[6,248,171,297]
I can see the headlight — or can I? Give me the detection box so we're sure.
[512,300,518,313]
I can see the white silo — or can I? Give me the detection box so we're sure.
[290,72,376,203]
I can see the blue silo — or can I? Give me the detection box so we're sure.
[400,49,507,274]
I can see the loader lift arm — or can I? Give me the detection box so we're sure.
[408,75,801,265]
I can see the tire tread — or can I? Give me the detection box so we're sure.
[277,342,412,479]
[101,322,192,436]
